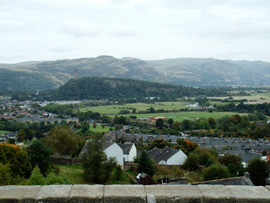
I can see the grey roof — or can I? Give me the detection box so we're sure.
[79,141,114,156]
[103,142,114,151]
[118,143,133,154]
[241,151,261,163]
[148,147,179,163]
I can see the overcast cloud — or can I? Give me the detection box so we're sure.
[0,0,270,63]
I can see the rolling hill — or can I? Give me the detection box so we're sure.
[1,56,270,91]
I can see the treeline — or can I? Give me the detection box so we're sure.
[34,77,225,101]
[217,102,270,116]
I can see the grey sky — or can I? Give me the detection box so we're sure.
[1,0,270,63]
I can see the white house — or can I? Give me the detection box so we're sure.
[79,141,124,168]
[148,147,187,165]
[103,142,124,168]
[118,143,137,162]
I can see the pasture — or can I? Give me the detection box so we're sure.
[208,92,270,104]
[81,102,191,115]
[124,112,246,121]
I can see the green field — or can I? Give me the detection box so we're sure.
[57,164,132,184]
[0,131,11,135]
[89,125,114,133]
[81,102,191,115]
[123,111,247,121]
[208,92,270,104]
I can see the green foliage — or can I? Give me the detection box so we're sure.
[26,166,46,185]
[82,133,117,184]
[0,163,14,185]
[183,153,199,171]
[25,165,69,185]
[187,171,203,183]
[247,158,270,186]
[27,139,53,175]
[0,143,32,178]
[203,163,230,181]
[44,125,79,156]
[148,138,171,150]
[137,150,155,177]
[155,118,164,129]
[218,154,243,176]
[115,165,123,181]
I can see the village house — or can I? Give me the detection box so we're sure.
[148,146,187,165]
[118,143,137,162]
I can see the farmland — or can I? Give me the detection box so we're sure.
[80,102,247,121]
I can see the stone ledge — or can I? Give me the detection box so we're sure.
[1,185,270,203]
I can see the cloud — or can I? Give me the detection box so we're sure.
[60,22,102,38]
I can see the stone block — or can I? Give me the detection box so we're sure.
[226,185,270,202]
[69,185,103,203]
[0,185,41,203]
[35,185,72,203]
[145,185,203,203]
[104,185,146,203]
[197,185,235,203]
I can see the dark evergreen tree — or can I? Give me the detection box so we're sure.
[27,139,53,175]
[137,150,155,177]
[247,158,270,186]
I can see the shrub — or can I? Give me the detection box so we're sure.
[203,163,230,181]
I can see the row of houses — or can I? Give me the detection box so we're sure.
[79,141,187,168]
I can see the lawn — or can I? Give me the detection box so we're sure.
[56,164,132,184]
[80,102,191,115]
[0,130,11,135]
[89,125,114,133]
[57,164,85,184]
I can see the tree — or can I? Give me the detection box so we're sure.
[183,152,199,171]
[149,138,171,149]
[80,120,89,133]
[82,133,117,184]
[203,163,230,181]
[137,150,155,177]
[44,125,79,156]
[247,158,270,186]
[92,122,97,128]
[167,118,174,128]
[155,118,164,130]
[208,117,216,129]
[27,139,53,175]
[0,143,32,178]
[0,163,14,185]
[218,154,243,176]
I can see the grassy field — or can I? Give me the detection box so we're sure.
[57,164,132,184]
[57,164,85,184]
[80,102,191,115]
[123,111,247,121]
[0,130,11,135]
[208,92,270,104]
[89,125,114,133]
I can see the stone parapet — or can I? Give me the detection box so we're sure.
[1,185,270,202]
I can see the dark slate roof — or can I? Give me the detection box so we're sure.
[241,151,261,163]
[103,142,114,151]
[148,147,179,163]
[118,143,133,154]
[79,141,114,156]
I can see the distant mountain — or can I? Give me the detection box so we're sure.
[1,56,270,91]
[147,58,270,86]
[0,56,165,91]
[37,77,223,101]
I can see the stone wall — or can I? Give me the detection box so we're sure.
[1,184,270,202]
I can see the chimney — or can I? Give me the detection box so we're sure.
[244,172,250,179]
